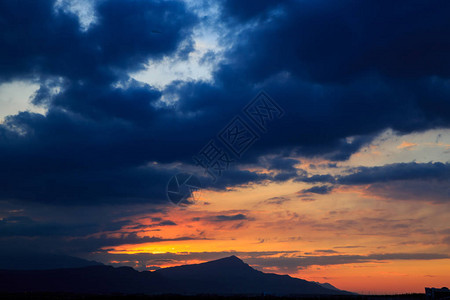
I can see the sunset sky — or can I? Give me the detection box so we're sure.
[0,0,449,294]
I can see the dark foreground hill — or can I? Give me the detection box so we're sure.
[0,255,353,296]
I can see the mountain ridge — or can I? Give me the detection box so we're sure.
[0,255,354,296]
[0,253,102,270]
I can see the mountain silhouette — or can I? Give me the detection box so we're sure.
[155,256,352,295]
[0,255,353,296]
[0,253,102,270]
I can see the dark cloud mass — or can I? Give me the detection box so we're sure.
[295,162,450,202]
[1,0,450,206]
[0,0,195,81]
[0,0,199,205]
[338,162,450,185]
[171,0,450,164]
[337,162,450,203]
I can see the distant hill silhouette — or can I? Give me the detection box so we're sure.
[0,253,102,270]
[0,255,354,296]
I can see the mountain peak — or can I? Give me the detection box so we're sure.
[155,255,253,280]
[216,255,244,264]
[203,255,251,270]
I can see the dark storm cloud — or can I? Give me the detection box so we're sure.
[220,0,450,82]
[1,0,450,208]
[64,234,200,253]
[266,157,299,172]
[0,213,173,238]
[0,0,201,205]
[129,219,178,229]
[205,169,271,190]
[171,0,450,161]
[337,162,450,185]
[293,162,450,202]
[336,162,450,203]
[0,144,179,204]
[0,202,195,255]
[220,0,292,23]
[0,0,195,82]
[0,216,109,237]
[0,233,202,255]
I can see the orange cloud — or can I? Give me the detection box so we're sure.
[397,141,418,149]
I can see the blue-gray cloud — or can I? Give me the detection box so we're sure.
[300,185,334,195]
[338,162,450,185]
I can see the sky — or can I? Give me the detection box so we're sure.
[0,0,449,294]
